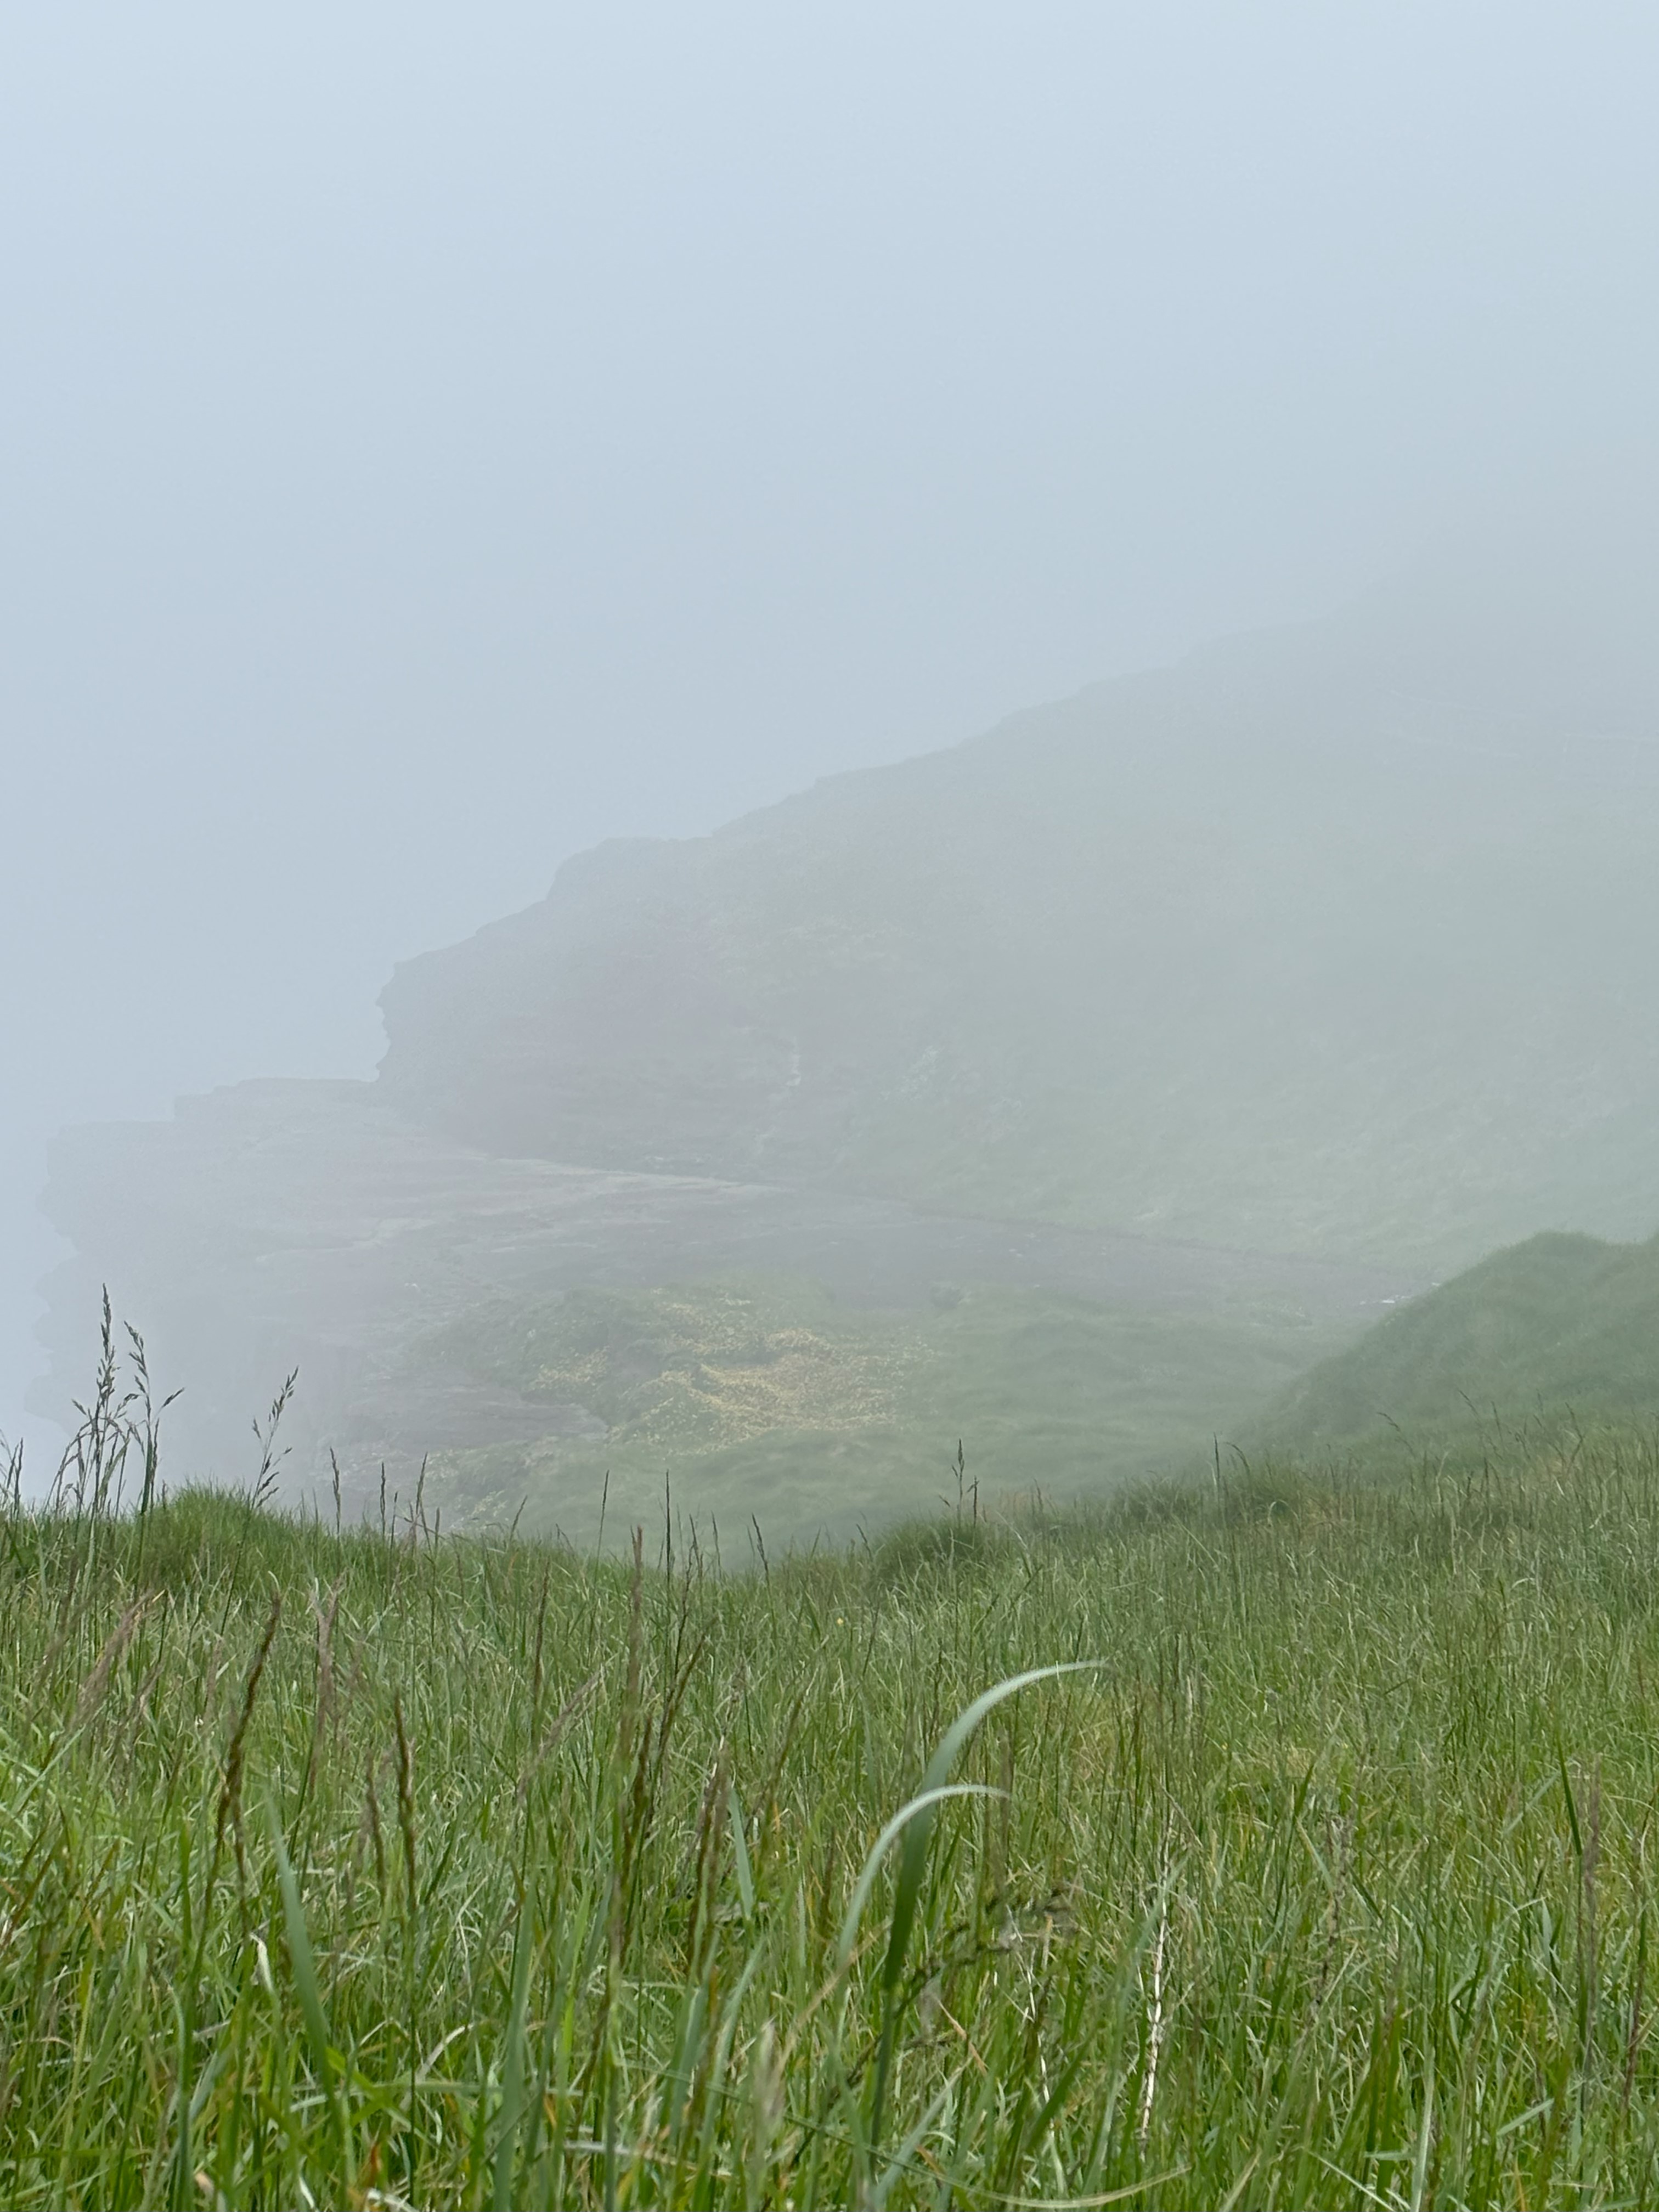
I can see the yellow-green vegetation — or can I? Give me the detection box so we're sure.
[13,1386,1659,2203]
[480,1280,923,1451]
[420,1276,1346,1541]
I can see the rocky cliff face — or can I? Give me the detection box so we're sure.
[33,549,1659,1523]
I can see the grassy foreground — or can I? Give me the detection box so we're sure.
[10,1428,1659,2205]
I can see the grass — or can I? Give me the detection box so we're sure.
[1263,1227,1659,1461]
[418,1274,1349,1543]
[12,1353,1659,2206]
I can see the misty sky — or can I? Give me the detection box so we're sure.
[4,2,1659,1450]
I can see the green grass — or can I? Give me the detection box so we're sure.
[1264,1227,1659,1461]
[15,1384,1659,2203]
[420,1274,1348,1542]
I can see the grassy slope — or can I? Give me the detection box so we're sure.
[380,638,1659,1274]
[416,1274,1348,1541]
[1264,1227,1659,1457]
[13,1431,1659,2203]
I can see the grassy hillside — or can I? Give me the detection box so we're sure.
[13,1420,1659,2203]
[1265,1228,1659,1457]
[377,578,1659,1272]
[414,1272,1352,1541]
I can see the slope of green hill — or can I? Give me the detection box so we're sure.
[1263,1228,1659,1455]
[377,561,1659,1273]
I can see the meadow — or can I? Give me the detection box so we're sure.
[9,1371,1659,2204]
[417,1272,1355,1545]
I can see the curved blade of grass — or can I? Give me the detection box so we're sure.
[865,1660,1102,2151]
[884,1661,1103,1999]
[837,1784,1005,1968]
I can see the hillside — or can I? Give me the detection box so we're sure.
[33,540,1659,1525]
[376,550,1659,1270]
[1263,1228,1659,1455]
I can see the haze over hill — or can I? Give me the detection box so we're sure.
[33,533,1659,1534]
[375,533,1659,1269]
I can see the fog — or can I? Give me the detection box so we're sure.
[5,3,1659,1465]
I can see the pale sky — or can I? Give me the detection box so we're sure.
[4,2,1658,1449]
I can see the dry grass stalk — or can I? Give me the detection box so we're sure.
[72,1594,153,1728]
